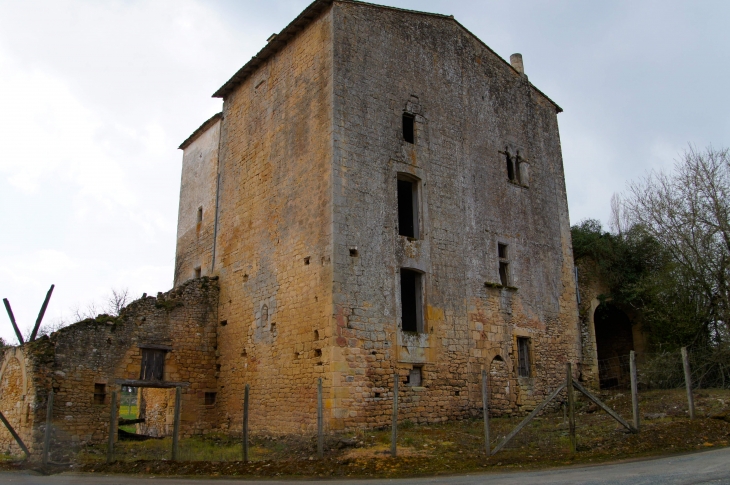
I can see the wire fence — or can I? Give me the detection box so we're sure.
[597,346,730,391]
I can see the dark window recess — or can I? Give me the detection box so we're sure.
[498,243,508,259]
[93,383,106,405]
[204,392,217,405]
[397,179,416,238]
[194,267,201,279]
[517,337,531,377]
[402,113,415,144]
[506,153,515,181]
[499,262,510,286]
[400,269,422,333]
[197,207,203,223]
[498,243,510,286]
[140,349,166,381]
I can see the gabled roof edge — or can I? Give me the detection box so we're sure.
[212,0,334,99]
[450,19,563,114]
[179,112,223,150]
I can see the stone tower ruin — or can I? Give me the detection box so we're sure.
[174,0,581,434]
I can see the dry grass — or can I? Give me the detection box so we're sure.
[2,388,728,478]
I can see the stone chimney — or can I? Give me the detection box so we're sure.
[510,53,525,75]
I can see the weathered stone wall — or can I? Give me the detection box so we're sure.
[0,278,219,458]
[0,347,36,455]
[328,1,581,428]
[174,115,221,286]
[212,6,334,435]
[576,258,648,388]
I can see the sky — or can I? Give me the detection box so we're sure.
[0,0,729,345]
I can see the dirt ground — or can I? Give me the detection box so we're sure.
[2,389,729,479]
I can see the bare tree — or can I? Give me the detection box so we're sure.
[106,288,131,316]
[609,193,631,236]
[625,146,730,337]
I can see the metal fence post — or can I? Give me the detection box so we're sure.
[567,362,576,453]
[681,347,695,419]
[481,369,490,456]
[172,386,182,461]
[391,373,399,458]
[106,391,117,464]
[317,378,323,459]
[629,351,639,431]
[243,384,249,462]
[42,390,53,465]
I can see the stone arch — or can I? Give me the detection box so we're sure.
[594,302,634,389]
[0,348,28,397]
[0,348,29,454]
[486,352,513,416]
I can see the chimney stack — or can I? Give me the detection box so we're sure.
[510,53,525,75]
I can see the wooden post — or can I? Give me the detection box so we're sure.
[243,384,249,462]
[0,411,30,459]
[106,391,117,463]
[172,386,181,461]
[317,378,324,459]
[567,362,576,453]
[391,373,399,458]
[42,390,53,465]
[3,299,24,345]
[681,347,695,419]
[630,351,640,431]
[29,284,54,342]
[481,369,490,456]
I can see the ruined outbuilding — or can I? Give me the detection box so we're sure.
[1,0,584,455]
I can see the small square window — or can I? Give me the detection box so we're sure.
[140,348,166,381]
[204,392,217,405]
[94,383,106,405]
[407,367,422,386]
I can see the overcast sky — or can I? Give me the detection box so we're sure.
[1,0,729,345]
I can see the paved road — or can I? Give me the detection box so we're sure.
[1,448,729,485]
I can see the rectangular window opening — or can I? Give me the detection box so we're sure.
[498,243,510,286]
[194,267,201,279]
[204,392,217,405]
[93,383,106,405]
[408,367,422,386]
[499,262,509,286]
[400,269,423,333]
[498,243,508,259]
[140,349,166,381]
[397,177,419,238]
[197,206,203,223]
[517,337,531,377]
[402,113,415,144]
[506,154,516,182]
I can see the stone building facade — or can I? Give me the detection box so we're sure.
[0,0,582,455]
[175,0,581,434]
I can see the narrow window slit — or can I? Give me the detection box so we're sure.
[400,269,423,333]
[402,113,415,144]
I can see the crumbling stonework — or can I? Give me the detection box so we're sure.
[575,258,648,389]
[0,278,219,457]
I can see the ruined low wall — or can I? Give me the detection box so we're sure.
[0,277,219,459]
